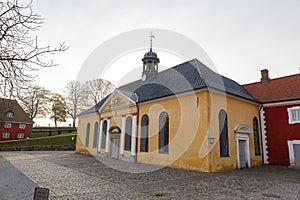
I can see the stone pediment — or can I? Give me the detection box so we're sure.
[99,90,136,112]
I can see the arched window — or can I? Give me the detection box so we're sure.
[85,123,90,147]
[101,120,107,149]
[124,117,132,151]
[219,110,229,157]
[93,121,99,148]
[140,115,149,152]
[253,117,261,155]
[159,112,169,153]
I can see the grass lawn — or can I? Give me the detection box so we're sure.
[0,132,77,149]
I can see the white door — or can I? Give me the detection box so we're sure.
[239,140,247,168]
[111,138,119,159]
[293,144,300,167]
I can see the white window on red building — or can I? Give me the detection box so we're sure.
[19,124,26,129]
[4,123,12,128]
[2,133,10,138]
[17,133,24,139]
[288,106,300,124]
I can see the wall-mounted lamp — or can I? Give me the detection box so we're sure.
[208,135,215,145]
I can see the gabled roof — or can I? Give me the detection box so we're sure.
[79,59,257,116]
[243,73,300,103]
[118,59,257,103]
[0,98,33,123]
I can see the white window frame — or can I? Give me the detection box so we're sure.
[287,106,300,124]
[6,112,14,118]
[17,133,24,139]
[2,133,10,138]
[287,140,300,166]
[4,123,12,128]
[19,123,26,129]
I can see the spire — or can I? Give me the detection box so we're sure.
[142,32,159,81]
[149,32,155,52]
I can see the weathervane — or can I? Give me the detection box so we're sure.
[149,32,155,52]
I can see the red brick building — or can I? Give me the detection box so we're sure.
[0,98,33,141]
[244,70,300,167]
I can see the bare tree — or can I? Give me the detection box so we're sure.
[0,0,68,97]
[65,81,87,127]
[50,93,66,127]
[85,79,114,105]
[17,84,51,120]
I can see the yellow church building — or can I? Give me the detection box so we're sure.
[76,46,262,172]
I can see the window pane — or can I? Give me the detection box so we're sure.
[253,117,261,155]
[125,117,132,151]
[101,121,107,149]
[85,123,90,147]
[93,122,99,148]
[219,110,229,157]
[159,112,169,153]
[140,115,149,152]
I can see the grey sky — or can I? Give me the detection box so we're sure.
[30,0,300,93]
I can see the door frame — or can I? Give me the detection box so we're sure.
[287,140,300,166]
[109,126,121,159]
[236,133,251,169]
[110,137,119,159]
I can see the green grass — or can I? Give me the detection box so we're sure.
[0,132,77,148]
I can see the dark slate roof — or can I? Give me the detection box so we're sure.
[119,59,257,103]
[0,98,33,123]
[78,59,258,116]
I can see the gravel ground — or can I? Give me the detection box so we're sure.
[0,151,299,200]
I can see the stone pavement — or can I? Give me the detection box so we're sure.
[0,151,299,200]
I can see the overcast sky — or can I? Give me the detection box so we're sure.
[29,0,300,94]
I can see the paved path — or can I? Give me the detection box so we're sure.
[0,151,299,199]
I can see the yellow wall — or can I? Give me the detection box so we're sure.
[137,91,210,172]
[76,89,262,172]
[207,92,262,172]
[137,90,262,172]
[75,113,99,155]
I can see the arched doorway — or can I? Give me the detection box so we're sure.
[109,126,121,159]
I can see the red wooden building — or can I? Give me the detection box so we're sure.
[244,69,300,167]
[0,98,33,141]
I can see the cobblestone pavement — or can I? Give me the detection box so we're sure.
[0,151,299,200]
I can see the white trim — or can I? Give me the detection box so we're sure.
[19,123,26,129]
[263,100,300,107]
[234,124,252,134]
[105,119,110,153]
[287,140,300,166]
[2,132,10,138]
[287,106,300,124]
[260,108,269,164]
[120,115,126,155]
[131,114,137,156]
[98,90,136,112]
[17,133,24,139]
[4,123,12,128]
[97,119,103,154]
[236,133,251,169]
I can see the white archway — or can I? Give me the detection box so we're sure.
[234,124,252,169]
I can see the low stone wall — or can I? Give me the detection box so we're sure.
[0,144,75,151]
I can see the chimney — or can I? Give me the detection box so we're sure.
[261,69,270,83]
